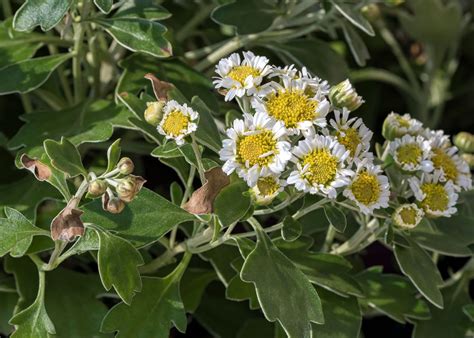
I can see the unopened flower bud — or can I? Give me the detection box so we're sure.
[454,132,474,153]
[102,193,125,214]
[88,180,107,197]
[382,112,423,141]
[116,175,146,202]
[329,79,364,112]
[462,153,474,169]
[361,4,380,22]
[393,204,424,229]
[117,157,134,175]
[144,101,166,127]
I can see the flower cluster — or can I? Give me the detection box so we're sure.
[216,51,390,214]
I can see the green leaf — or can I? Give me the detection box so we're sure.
[355,266,431,323]
[0,208,47,258]
[10,269,55,338]
[200,244,241,286]
[117,54,218,112]
[61,226,100,258]
[226,256,259,310]
[211,0,276,34]
[313,287,362,338]
[13,0,73,31]
[277,237,363,297]
[267,39,349,84]
[4,256,38,314]
[323,204,347,232]
[106,139,122,173]
[8,100,133,163]
[236,318,274,338]
[93,18,171,58]
[190,96,222,154]
[170,181,183,205]
[0,292,17,335]
[180,268,216,313]
[332,1,375,36]
[214,180,251,227]
[0,54,72,95]
[413,278,473,338]
[82,188,196,247]
[94,0,113,13]
[43,138,87,178]
[464,304,474,322]
[101,253,191,337]
[45,269,109,337]
[152,142,198,168]
[94,227,144,304]
[0,20,42,69]
[342,22,370,67]
[281,216,302,242]
[394,236,444,309]
[115,0,171,20]
[241,228,324,338]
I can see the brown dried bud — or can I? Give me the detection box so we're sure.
[144,101,166,127]
[20,154,52,181]
[51,197,84,241]
[102,193,126,214]
[88,180,107,197]
[117,157,134,175]
[116,175,146,202]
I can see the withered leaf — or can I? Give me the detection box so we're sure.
[51,197,84,241]
[20,154,52,181]
[183,167,230,214]
[144,73,173,100]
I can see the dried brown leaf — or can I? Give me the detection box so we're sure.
[20,154,52,181]
[51,197,84,241]
[183,167,230,214]
[144,73,173,100]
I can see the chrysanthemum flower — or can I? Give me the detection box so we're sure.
[382,112,423,140]
[252,77,330,134]
[393,203,424,229]
[429,144,472,191]
[157,100,199,145]
[329,79,364,112]
[287,135,353,198]
[343,159,390,214]
[251,174,286,206]
[389,134,433,172]
[219,112,291,186]
[409,172,459,217]
[213,51,272,101]
[269,65,330,95]
[328,108,373,162]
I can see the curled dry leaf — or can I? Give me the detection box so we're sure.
[102,193,126,214]
[144,73,174,100]
[51,197,84,241]
[183,167,230,214]
[20,154,52,181]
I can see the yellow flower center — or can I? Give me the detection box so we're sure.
[396,116,411,129]
[227,65,260,85]
[257,176,280,196]
[301,149,338,186]
[398,207,418,225]
[266,90,318,129]
[162,110,190,136]
[431,148,458,181]
[350,171,380,205]
[337,128,361,157]
[396,143,422,165]
[237,131,277,167]
[421,183,449,212]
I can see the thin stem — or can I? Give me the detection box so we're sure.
[191,136,206,184]
[139,243,187,274]
[45,240,68,270]
[72,1,90,103]
[2,0,12,17]
[20,94,33,113]
[175,3,214,42]
[331,218,380,255]
[47,40,74,104]
[321,225,336,253]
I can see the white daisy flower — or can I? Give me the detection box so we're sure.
[213,51,272,101]
[408,172,459,218]
[269,65,330,95]
[429,144,472,191]
[424,128,451,149]
[393,203,424,229]
[287,135,353,198]
[157,100,199,145]
[389,134,433,172]
[328,108,373,162]
[343,159,390,215]
[251,77,330,134]
[219,112,291,186]
[251,174,287,206]
[383,112,423,138]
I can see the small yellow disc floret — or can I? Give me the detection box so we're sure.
[431,148,458,181]
[228,66,260,85]
[237,131,277,167]
[337,128,361,157]
[350,171,380,205]
[266,90,318,129]
[301,149,338,186]
[256,176,280,196]
[162,110,190,137]
[397,144,422,165]
[421,183,449,212]
[399,207,417,225]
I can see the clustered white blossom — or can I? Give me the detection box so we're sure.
[213,51,472,224]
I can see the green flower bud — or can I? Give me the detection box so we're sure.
[392,204,424,229]
[381,112,423,141]
[329,79,364,112]
[117,157,134,175]
[453,132,474,153]
[88,180,107,197]
[144,100,166,127]
[462,153,474,169]
[116,175,147,202]
[362,4,380,22]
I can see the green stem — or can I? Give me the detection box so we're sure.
[47,40,74,104]
[72,1,90,103]
[20,94,33,113]
[191,136,206,184]
[321,225,336,253]
[2,0,12,17]
[175,3,214,42]
[331,218,380,255]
